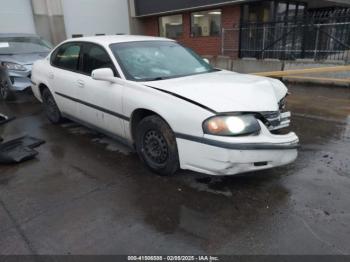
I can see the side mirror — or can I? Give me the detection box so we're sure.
[203,58,210,64]
[91,68,115,82]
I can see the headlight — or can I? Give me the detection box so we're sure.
[2,62,27,71]
[203,115,261,136]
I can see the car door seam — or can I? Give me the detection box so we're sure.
[55,92,130,121]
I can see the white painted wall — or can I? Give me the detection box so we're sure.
[61,0,130,38]
[0,0,36,34]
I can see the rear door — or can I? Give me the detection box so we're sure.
[77,42,125,137]
[50,42,82,117]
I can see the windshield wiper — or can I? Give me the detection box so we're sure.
[142,70,217,82]
[146,77,167,81]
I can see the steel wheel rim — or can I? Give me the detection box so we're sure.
[143,129,168,165]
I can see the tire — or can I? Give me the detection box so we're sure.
[42,88,63,124]
[135,115,179,176]
[0,77,15,101]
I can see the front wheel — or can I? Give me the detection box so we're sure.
[42,88,64,124]
[135,115,179,176]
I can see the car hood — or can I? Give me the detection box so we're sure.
[143,70,288,113]
[0,52,49,65]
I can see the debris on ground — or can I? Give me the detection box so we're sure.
[0,113,45,164]
[0,113,15,126]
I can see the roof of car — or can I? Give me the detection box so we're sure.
[65,35,174,45]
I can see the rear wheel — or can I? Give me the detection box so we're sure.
[135,115,179,176]
[42,88,63,124]
[0,77,15,101]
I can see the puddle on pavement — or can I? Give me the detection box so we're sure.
[61,122,131,155]
[61,123,97,135]
[181,175,233,197]
[91,137,131,155]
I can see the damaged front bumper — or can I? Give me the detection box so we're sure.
[4,65,32,92]
[176,120,299,176]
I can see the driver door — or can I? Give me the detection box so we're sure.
[77,42,125,138]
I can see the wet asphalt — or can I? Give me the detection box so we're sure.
[0,84,349,255]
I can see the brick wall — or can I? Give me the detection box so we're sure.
[139,5,241,57]
[142,16,159,36]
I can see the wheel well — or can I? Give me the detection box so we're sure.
[38,83,49,98]
[130,109,161,142]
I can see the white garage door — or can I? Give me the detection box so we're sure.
[0,0,36,34]
[62,0,130,38]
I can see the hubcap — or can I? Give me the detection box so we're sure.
[143,130,168,164]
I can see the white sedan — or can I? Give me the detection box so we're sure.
[31,35,299,176]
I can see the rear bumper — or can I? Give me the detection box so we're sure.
[176,121,299,176]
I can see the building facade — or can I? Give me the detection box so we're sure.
[132,0,243,57]
[1,0,350,59]
[0,0,37,35]
[0,0,130,45]
[131,0,350,59]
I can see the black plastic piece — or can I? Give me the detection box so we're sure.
[0,136,45,164]
[1,112,45,164]
[0,142,38,164]
[254,161,268,167]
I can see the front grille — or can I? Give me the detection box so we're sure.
[260,111,281,127]
[259,111,291,131]
[261,111,280,119]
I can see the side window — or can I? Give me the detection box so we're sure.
[52,43,81,71]
[82,44,116,76]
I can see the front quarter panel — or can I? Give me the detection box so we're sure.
[122,81,214,142]
[268,77,288,101]
[31,58,51,102]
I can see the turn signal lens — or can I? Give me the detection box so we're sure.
[203,115,260,136]
[207,117,226,133]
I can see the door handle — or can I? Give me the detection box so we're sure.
[77,80,85,88]
[48,72,54,79]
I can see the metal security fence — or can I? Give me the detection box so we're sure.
[222,9,350,62]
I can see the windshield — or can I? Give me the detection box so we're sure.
[110,41,214,81]
[0,36,52,55]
